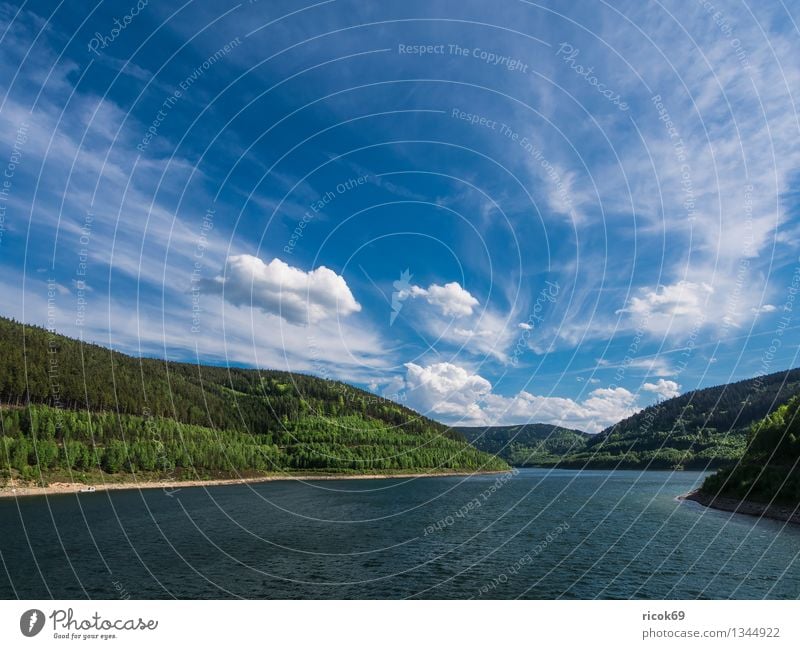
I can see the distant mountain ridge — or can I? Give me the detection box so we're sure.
[565,368,800,469]
[454,423,589,466]
[596,368,800,439]
[457,368,800,470]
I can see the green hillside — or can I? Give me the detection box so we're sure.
[700,393,800,505]
[527,369,800,470]
[455,424,589,466]
[0,317,508,484]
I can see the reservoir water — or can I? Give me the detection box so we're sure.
[1,469,798,599]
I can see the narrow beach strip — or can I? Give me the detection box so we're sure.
[0,469,512,499]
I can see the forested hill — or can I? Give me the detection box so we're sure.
[454,424,589,466]
[0,316,508,481]
[0,317,442,434]
[700,392,800,505]
[550,368,800,470]
[598,369,800,441]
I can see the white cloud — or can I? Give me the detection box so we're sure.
[443,309,520,362]
[404,362,492,421]
[2,267,391,385]
[642,379,681,400]
[397,280,520,361]
[619,281,713,336]
[483,387,639,433]
[208,255,361,326]
[752,304,777,315]
[408,281,479,318]
[596,355,675,377]
[511,3,800,348]
[370,375,405,399]
[518,322,533,330]
[394,361,640,432]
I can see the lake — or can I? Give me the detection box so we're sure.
[1,469,798,599]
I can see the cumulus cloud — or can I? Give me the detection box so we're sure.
[394,361,640,432]
[642,379,681,400]
[484,387,638,433]
[404,361,492,421]
[395,280,520,361]
[399,278,520,361]
[407,281,479,317]
[208,255,361,325]
[618,281,713,336]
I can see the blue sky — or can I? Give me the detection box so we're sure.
[0,0,798,432]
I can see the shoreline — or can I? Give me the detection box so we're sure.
[0,469,511,499]
[680,489,800,525]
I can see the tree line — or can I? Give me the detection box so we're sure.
[1,404,505,480]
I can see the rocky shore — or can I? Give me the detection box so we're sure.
[681,489,800,525]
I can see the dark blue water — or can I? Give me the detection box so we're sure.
[1,469,798,599]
